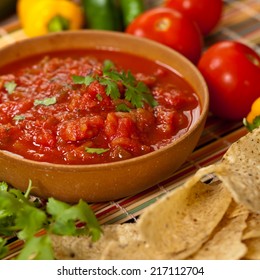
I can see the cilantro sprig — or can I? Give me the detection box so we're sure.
[34,96,57,106]
[4,81,17,94]
[85,147,110,155]
[72,60,157,110]
[0,180,102,260]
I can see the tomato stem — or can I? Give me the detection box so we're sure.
[48,15,70,32]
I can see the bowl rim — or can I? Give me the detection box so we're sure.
[0,30,209,170]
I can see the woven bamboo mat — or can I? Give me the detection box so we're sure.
[0,0,259,259]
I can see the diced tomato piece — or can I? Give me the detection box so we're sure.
[155,87,198,110]
[0,124,20,145]
[0,100,33,123]
[131,108,155,133]
[33,128,56,147]
[110,137,150,156]
[104,112,118,140]
[105,112,138,141]
[156,107,188,134]
[58,115,104,142]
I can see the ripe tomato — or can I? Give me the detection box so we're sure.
[164,0,223,36]
[126,7,203,64]
[198,41,260,121]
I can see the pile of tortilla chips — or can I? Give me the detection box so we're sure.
[52,127,260,260]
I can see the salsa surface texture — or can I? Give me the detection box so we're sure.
[0,50,200,164]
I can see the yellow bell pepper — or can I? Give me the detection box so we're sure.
[17,0,84,37]
[17,0,35,26]
[244,97,260,131]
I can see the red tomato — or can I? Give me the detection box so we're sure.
[198,41,260,120]
[126,7,203,64]
[164,0,223,36]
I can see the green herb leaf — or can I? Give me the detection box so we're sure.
[85,147,110,155]
[47,198,102,241]
[0,238,8,259]
[96,93,103,101]
[72,75,95,86]
[116,103,131,112]
[0,181,8,192]
[99,78,120,100]
[4,81,17,94]
[0,181,102,260]
[34,96,57,106]
[16,205,47,241]
[103,59,115,72]
[17,235,54,260]
[71,60,157,109]
[13,115,25,122]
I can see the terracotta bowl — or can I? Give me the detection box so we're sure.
[0,30,208,203]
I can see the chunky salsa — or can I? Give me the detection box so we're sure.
[0,50,200,164]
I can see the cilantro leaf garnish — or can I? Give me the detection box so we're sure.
[72,75,95,86]
[13,115,25,122]
[0,181,102,260]
[99,78,121,100]
[85,147,110,155]
[34,96,57,106]
[116,103,131,112]
[17,235,54,260]
[0,238,8,259]
[4,81,17,94]
[71,60,157,109]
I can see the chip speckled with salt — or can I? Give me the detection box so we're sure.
[51,223,138,260]
[137,181,232,256]
[243,238,260,260]
[217,127,260,213]
[190,200,248,260]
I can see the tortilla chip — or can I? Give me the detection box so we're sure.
[243,238,260,260]
[137,181,232,256]
[51,223,137,260]
[243,213,260,240]
[190,201,248,260]
[216,127,260,213]
[101,240,161,260]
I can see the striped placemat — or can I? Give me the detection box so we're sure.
[1,0,259,259]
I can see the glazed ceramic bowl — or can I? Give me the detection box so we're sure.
[0,30,208,202]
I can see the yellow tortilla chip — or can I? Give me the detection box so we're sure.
[181,128,260,213]
[190,201,248,260]
[137,181,232,256]
[216,127,260,213]
[243,238,260,260]
[51,223,138,260]
[101,240,162,260]
[243,213,260,240]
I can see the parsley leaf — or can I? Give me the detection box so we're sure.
[85,147,110,155]
[13,115,25,122]
[99,78,120,100]
[4,81,17,94]
[47,198,102,241]
[72,75,95,86]
[34,96,57,106]
[71,60,157,109]
[0,238,8,259]
[0,181,8,192]
[17,235,54,260]
[0,181,102,259]
[116,103,131,112]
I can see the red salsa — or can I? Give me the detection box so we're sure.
[0,50,200,164]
